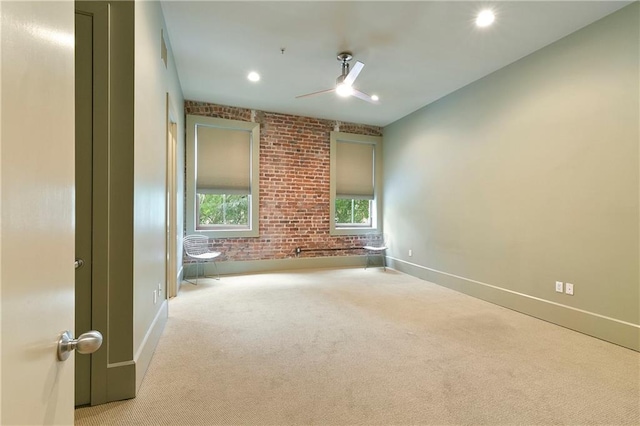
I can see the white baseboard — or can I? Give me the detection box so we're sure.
[388,256,639,351]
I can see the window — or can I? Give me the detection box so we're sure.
[330,131,382,235]
[197,194,248,227]
[186,115,259,237]
[335,199,371,226]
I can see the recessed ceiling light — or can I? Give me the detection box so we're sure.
[476,9,495,27]
[371,94,379,102]
[247,71,260,82]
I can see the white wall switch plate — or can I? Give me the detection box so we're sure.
[555,281,563,293]
[565,283,574,295]
[409,249,412,257]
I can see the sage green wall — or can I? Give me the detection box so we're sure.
[383,4,639,349]
[133,0,185,389]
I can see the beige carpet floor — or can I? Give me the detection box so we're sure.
[75,267,639,425]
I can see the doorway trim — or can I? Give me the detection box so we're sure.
[166,94,179,298]
[75,0,137,406]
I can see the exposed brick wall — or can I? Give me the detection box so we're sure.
[184,100,383,263]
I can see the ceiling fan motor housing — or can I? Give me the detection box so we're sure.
[337,52,353,62]
[338,52,352,77]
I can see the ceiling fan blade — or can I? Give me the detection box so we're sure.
[352,89,379,104]
[343,61,364,87]
[295,88,335,99]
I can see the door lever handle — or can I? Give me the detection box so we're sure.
[57,330,102,361]
[75,259,84,269]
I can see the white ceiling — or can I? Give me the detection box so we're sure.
[161,1,631,127]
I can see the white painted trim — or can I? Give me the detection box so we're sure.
[388,256,639,329]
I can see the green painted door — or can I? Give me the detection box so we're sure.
[75,9,93,407]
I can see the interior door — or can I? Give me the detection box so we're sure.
[0,2,76,424]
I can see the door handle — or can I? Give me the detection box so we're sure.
[57,330,103,361]
[75,258,84,269]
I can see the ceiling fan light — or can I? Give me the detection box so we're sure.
[336,83,353,97]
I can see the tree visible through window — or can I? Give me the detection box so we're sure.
[198,194,249,227]
[335,199,371,225]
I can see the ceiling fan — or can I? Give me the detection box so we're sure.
[296,52,379,103]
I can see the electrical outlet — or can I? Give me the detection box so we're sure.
[565,283,574,295]
[409,249,412,257]
[555,281,563,293]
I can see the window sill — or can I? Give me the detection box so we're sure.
[193,228,258,238]
[330,227,380,236]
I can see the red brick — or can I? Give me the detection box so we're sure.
[184,100,383,263]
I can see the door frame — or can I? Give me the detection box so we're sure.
[74,0,138,406]
[75,0,111,406]
[166,95,179,298]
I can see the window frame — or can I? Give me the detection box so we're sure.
[329,131,382,236]
[186,114,260,238]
